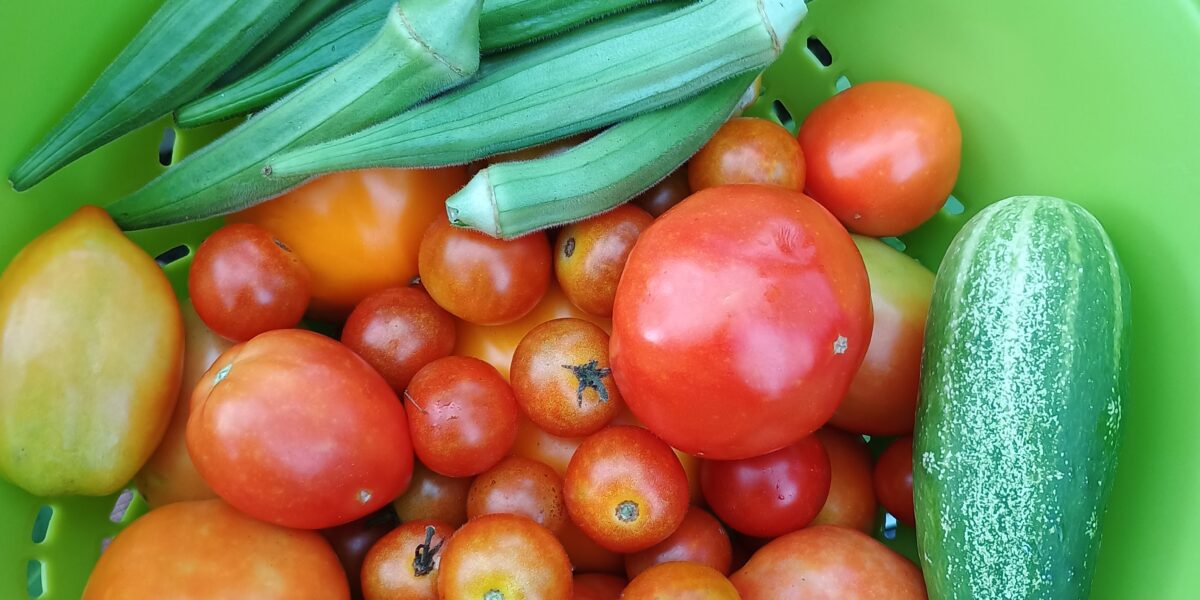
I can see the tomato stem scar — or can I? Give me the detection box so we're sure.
[412,525,444,577]
[561,359,612,407]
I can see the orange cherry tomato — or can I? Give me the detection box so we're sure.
[689,117,806,192]
[633,166,691,217]
[554,204,654,317]
[467,456,568,534]
[231,168,465,318]
[392,460,472,527]
[811,428,877,533]
[340,285,456,392]
[625,506,733,579]
[361,518,453,600]
[572,573,626,600]
[623,562,740,600]
[439,513,572,600]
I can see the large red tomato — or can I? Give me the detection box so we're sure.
[188,329,413,529]
[611,184,872,459]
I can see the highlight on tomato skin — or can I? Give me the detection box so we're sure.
[688,116,807,193]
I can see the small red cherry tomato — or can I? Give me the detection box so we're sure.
[391,461,472,527]
[624,505,732,579]
[811,428,877,533]
[360,518,453,600]
[633,166,691,217]
[873,436,916,527]
[341,286,456,392]
[554,204,654,317]
[466,456,567,534]
[623,562,740,600]
[689,117,806,192]
[438,513,572,600]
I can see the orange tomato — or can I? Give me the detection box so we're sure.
[231,168,465,318]
[623,562,740,600]
[554,204,654,317]
[811,428,877,533]
[438,513,572,599]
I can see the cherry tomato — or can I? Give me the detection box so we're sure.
[511,318,623,437]
[418,218,551,325]
[361,518,453,600]
[231,168,465,318]
[873,436,915,527]
[612,185,872,460]
[392,460,472,527]
[633,165,691,217]
[554,204,654,317]
[688,117,806,192]
[188,329,413,529]
[406,356,519,477]
[610,410,705,506]
[798,81,961,237]
[438,513,572,600]
[559,519,626,575]
[456,282,609,379]
[572,573,625,600]
[564,426,689,553]
[135,302,228,508]
[320,508,399,599]
[830,236,934,435]
[82,500,348,599]
[623,562,740,600]
[188,223,311,342]
[625,506,732,579]
[811,428,877,533]
[700,434,831,538]
[730,525,926,599]
[341,286,456,392]
[467,456,568,534]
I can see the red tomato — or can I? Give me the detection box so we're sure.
[701,434,831,538]
[134,302,228,508]
[438,513,572,599]
[688,117,806,192]
[623,562,740,600]
[418,218,551,325]
[188,223,311,342]
[798,81,961,237]
[612,184,872,460]
[564,426,689,553]
[188,329,412,529]
[811,428,877,533]
[392,460,472,527]
[232,168,465,318]
[625,506,732,579]
[730,525,926,599]
[830,236,934,435]
[320,509,399,599]
[554,204,654,317]
[572,573,626,600]
[511,318,623,437]
[633,165,691,217]
[406,356,519,477]
[361,518,453,600]
[82,500,348,599]
[341,286,456,392]
[467,456,568,534]
[559,519,626,575]
[873,436,916,527]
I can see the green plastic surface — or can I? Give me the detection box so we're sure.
[1,0,1197,598]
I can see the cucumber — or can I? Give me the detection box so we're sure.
[914,195,1131,599]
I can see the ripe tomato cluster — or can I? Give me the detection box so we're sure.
[87,81,957,599]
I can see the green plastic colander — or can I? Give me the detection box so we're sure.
[1,0,1198,598]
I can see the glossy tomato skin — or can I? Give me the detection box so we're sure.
[811,428,877,533]
[188,223,311,342]
[625,506,733,579]
[730,525,926,599]
[392,461,472,527]
[623,562,740,600]
[559,519,626,575]
[633,165,691,217]
[188,329,413,529]
[320,508,400,600]
[511,318,623,437]
[135,302,228,509]
[612,185,872,460]
[564,426,689,553]
[341,286,456,392]
[467,456,568,534]
[418,218,551,325]
[82,500,348,600]
[689,117,806,192]
[406,356,519,477]
[232,168,465,318]
[438,513,572,600]
[873,436,916,526]
[571,573,626,600]
[701,434,831,538]
[798,81,961,237]
[830,236,934,435]
[361,518,453,600]
[554,204,654,317]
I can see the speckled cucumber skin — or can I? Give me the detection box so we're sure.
[914,196,1131,600]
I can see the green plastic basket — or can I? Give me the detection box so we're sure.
[1,0,1198,598]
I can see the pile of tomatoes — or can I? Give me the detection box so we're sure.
[88,81,960,599]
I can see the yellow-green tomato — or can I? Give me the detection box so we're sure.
[0,206,183,496]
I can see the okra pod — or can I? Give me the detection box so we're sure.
[480,0,659,52]
[446,73,757,238]
[9,0,304,191]
[266,0,806,178]
[215,0,351,87]
[107,0,481,230]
